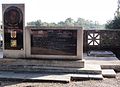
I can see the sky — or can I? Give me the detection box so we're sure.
[0,0,118,25]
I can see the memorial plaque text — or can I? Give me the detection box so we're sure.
[31,29,77,55]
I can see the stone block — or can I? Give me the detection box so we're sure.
[102,69,116,78]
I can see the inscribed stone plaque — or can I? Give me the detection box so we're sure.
[3,5,23,50]
[31,29,77,55]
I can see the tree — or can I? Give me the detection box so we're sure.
[35,20,42,28]
[74,18,85,27]
[106,0,120,29]
[27,20,42,28]
[58,21,65,26]
[64,18,75,26]
[48,22,57,27]
[41,22,48,26]
[27,18,104,29]
[105,16,120,29]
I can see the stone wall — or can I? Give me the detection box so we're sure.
[84,30,120,52]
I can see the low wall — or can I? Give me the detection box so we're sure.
[83,30,120,52]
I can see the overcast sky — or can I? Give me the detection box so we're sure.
[0,0,118,24]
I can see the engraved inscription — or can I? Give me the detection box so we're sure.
[31,29,77,55]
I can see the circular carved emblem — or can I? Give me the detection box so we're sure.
[4,6,23,26]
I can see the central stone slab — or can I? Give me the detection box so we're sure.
[31,29,77,56]
[26,27,83,60]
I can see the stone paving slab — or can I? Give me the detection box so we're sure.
[0,58,84,68]
[1,73,120,87]
[87,51,115,57]
[86,60,120,72]
[86,60,120,65]
[84,53,119,61]
[0,71,71,82]
[102,69,116,78]
[84,57,119,61]
[0,71,103,83]
[88,74,103,80]
[0,63,102,74]
[70,74,103,80]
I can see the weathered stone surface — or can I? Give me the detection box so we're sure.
[0,71,103,82]
[0,59,84,68]
[86,60,120,72]
[3,4,25,58]
[88,51,115,57]
[0,59,101,74]
[0,71,71,82]
[102,69,116,78]
[71,74,103,80]
[88,74,103,80]
[26,27,83,60]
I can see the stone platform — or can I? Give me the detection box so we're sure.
[86,60,120,72]
[0,71,103,82]
[0,58,118,82]
[0,58,84,68]
[0,58,103,82]
[0,59,101,74]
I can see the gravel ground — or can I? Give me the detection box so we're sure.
[0,73,119,87]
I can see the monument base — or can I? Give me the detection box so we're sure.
[0,58,104,81]
[0,58,84,68]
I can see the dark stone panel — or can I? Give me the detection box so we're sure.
[4,6,23,50]
[31,29,77,55]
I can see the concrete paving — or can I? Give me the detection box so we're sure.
[87,51,115,57]
[71,74,103,80]
[86,60,120,72]
[102,69,116,78]
[1,73,120,87]
[84,53,119,61]
[0,71,71,82]
[0,71,103,82]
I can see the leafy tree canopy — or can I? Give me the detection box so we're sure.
[27,17,104,29]
[105,16,120,29]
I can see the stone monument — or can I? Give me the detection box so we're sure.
[0,4,105,81]
[26,27,83,60]
[2,4,84,68]
[2,4,25,58]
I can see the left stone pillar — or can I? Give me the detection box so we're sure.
[2,4,25,58]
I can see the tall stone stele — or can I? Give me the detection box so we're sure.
[2,4,25,58]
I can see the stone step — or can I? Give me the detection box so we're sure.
[0,64,102,74]
[0,71,71,82]
[102,69,116,78]
[86,60,120,72]
[0,58,84,68]
[71,74,103,80]
[0,71,103,82]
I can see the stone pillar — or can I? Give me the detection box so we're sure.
[2,4,25,58]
